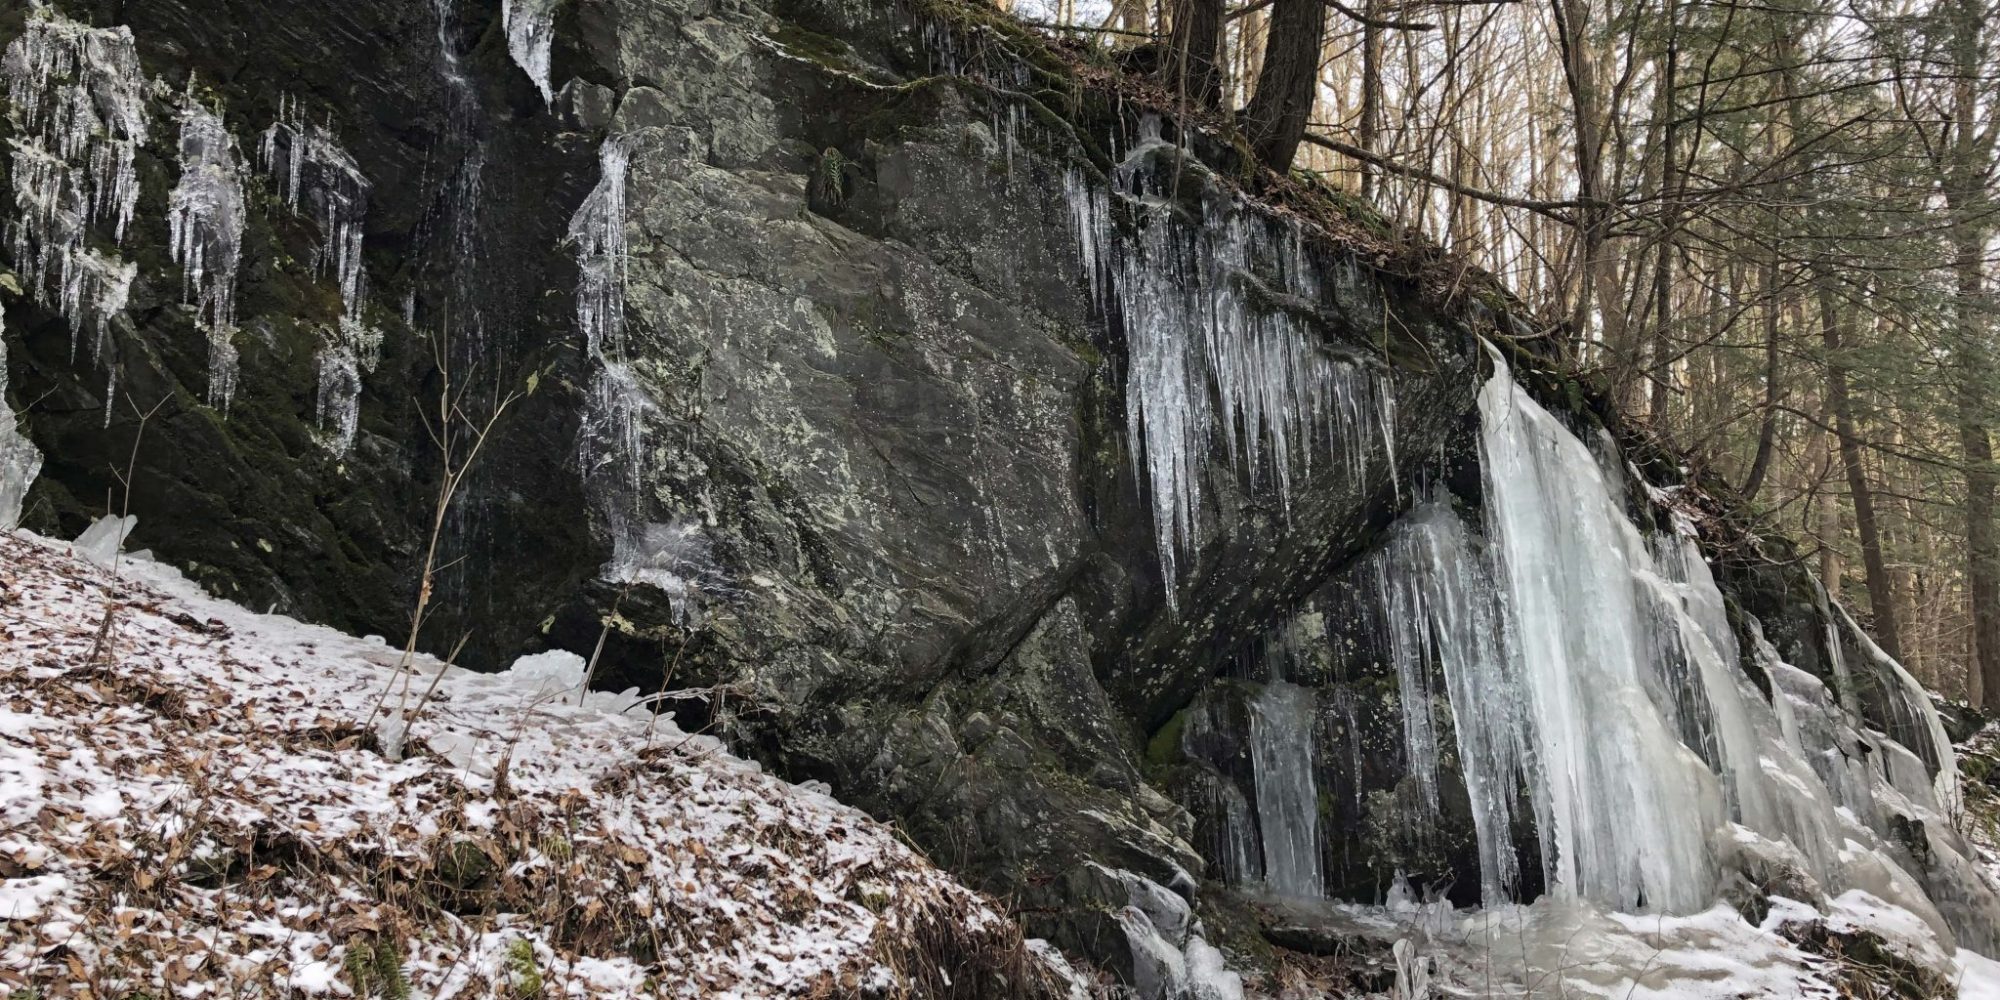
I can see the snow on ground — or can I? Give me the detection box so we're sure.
[0,530,1078,997]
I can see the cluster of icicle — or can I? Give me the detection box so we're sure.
[566,138,706,622]
[502,0,560,107]
[0,11,362,428]
[263,95,378,454]
[167,99,247,409]
[1218,346,1999,952]
[1,9,147,414]
[1064,121,1397,607]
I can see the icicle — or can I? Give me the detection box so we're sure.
[263,102,376,452]
[1249,680,1322,898]
[502,0,560,107]
[0,309,45,531]
[262,105,370,317]
[1374,502,1530,904]
[1063,157,1394,607]
[167,99,247,410]
[1,10,149,347]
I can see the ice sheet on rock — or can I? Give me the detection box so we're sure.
[502,0,561,106]
[0,320,44,531]
[1832,603,1963,820]
[2,10,148,350]
[570,137,631,360]
[1250,679,1323,899]
[1183,937,1244,1000]
[569,138,697,607]
[1097,865,1243,1000]
[167,100,247,409]
[313,315,382,454]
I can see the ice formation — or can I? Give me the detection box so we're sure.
[0,314,45,531]
[1065,124,1395,604]
[1372,504,1529,903]
[570,137,631,360]
[1203,344,2000,960]
[167,100,247,409]
[502,0,560,106]
[1094,864,1245,1000]
[72,512,135,568]
[564,138,705,614]
[263,97,377,453]
[1249,680,1323,899]
[1476,360,1726,912]
[1,11,148,357]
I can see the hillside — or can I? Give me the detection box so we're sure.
[0,528,1085,997]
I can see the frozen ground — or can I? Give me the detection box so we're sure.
[0,529,1079,997]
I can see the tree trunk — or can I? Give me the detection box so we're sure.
[1954,234,2000,709]
[1818,284,1903,659]
[1358,6,1382,199]
[1164,0,1224,108]
[1241,0,1327,173]
[1741,261,1783,500]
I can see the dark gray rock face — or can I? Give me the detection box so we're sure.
[9,0,1970,988]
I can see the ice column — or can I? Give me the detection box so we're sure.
[1249,680,1323,898]
[1376,503,1534,903]
[0,309,44,531]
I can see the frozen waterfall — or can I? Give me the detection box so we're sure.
[1369,350,1987,940]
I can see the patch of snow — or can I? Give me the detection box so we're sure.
[0,530,1058,995]
[1959,947,2000,1000]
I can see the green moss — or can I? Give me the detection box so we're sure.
[1144,708,1188,768]
[505,938,544,997]
[770,22,869,76]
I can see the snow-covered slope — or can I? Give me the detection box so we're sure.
[0,531,1081,997]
